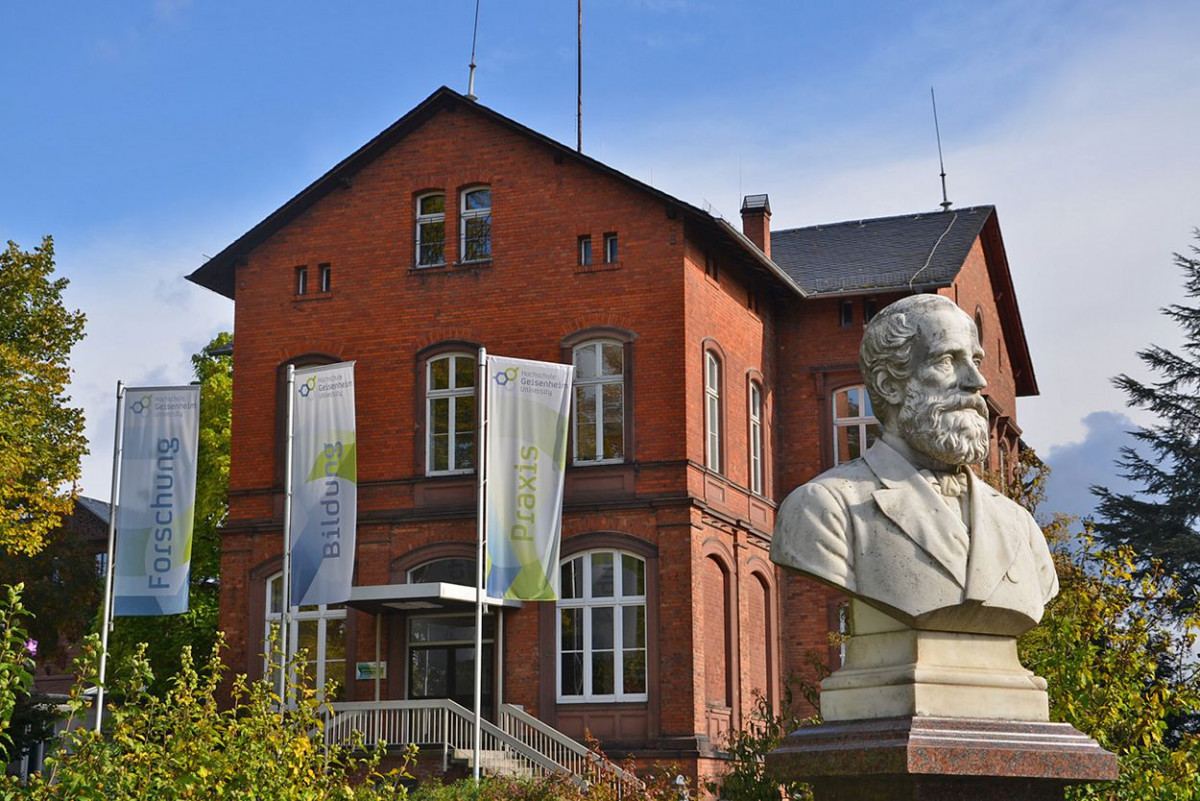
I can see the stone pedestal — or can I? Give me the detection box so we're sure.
[821,602,1050,722]
[766,716,1118,801]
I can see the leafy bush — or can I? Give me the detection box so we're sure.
[0,583,35,749]
[10,633,413,800]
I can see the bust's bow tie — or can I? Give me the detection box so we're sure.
[920,468,969,498]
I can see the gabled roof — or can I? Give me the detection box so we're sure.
[74,496,111,525]
[186,86,803,300]
[770,205,994,296]
[772,205,1037,396]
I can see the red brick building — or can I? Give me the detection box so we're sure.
[186,87,1037,783]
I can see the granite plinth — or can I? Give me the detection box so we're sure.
[766,716,1118,801]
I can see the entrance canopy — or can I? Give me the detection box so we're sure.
[346,582,523,615]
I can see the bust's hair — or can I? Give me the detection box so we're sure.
[860,294,960,425]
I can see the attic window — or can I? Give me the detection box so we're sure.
[863,298,879,324]
[318,263,331,293]
[705,252,718,281]
[839,300,853,327]
[295,265,308,295]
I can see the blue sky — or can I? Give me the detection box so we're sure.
[5,1,1199,524]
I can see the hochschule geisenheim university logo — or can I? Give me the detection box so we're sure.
[493,366,520,389]
[130,394,154,414]
[297,376,318,398]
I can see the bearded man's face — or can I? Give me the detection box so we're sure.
[895,306,990,466]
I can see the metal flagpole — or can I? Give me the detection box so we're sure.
[280,364,297,706]
[95,381,126,732]
[473,347,488,781]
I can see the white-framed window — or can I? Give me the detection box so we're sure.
[832,384,880,465]
[318,263,331,293]
[427,353,477,474]
[460,186,492,263]
[558,550,647,702]
[749,380,764,495]
[416,192,447,267]
[572,340,624,463]
[265,573,347,697]
[295,265,308,295]
[705,351,722,472]
[579,236,593,266]
[604,233,618,264]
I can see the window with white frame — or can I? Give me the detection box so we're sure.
[264,573,347,696]
[832,384,880,465]
[416,193,446,267]
[558,551,647,702]
[460,186,492,262]
[603,233,618,264]
[578,235,593,266]
[705,351,722,472]
[749,380,764,494]
[572,341,624,463]
[427,353,477,474]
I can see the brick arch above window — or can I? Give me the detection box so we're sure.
[413,341,482,476]
[562,327,636,466]
[389,541,476,583]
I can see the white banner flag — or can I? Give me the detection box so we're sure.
[114,386,200,616]
[485,356,574,600]
[289,362,357,607]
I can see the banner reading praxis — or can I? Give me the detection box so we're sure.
[485,356,573,600]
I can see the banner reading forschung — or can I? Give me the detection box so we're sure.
[289,362,357,607]
[114,385,200,616]
[485,356,574,600]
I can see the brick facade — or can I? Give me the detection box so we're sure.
[188,87,1036,786]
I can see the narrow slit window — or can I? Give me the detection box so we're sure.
[604,233,618,264]
[318,263,331,293]
[295,265,308,295]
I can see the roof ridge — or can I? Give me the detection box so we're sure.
[772,204,994,237]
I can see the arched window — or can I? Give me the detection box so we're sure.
[264,573,347,697]
[408,557,475,586]
[558,550,647,702]
[426,352,477,475]
[832,384,880,465]
[748,380,764,494]
[460,186,492,262]
[572,340,625,463]
[705,351,722,472]
[416,192,446,267]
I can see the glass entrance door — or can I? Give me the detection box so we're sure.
[408,614,495,719]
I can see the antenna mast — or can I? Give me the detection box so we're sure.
[931,87,951,211]
[577,0,583,152]
[467,0,481,100]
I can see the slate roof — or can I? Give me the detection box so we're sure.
[770,205,995,296]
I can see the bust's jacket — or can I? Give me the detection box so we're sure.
[772,439,1059,636]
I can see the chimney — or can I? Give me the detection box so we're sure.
[740,194,771,259]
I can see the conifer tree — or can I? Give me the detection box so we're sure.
[1092,232,1200,603]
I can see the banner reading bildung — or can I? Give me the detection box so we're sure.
[289,362,357,607]
[485,356,574,600]
[114,385,200,616]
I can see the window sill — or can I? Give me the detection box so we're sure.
[293,291,332,302]
[409,260,492,273]
[556,695,648,705]
[575,260,621,275]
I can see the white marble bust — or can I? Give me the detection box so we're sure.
[772,294,1058,637]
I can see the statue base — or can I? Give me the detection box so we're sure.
[821,601,1049,722]
[766,716,1118,801]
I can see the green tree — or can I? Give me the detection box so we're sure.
[107,332,232,694]
[1092,231,1200,604]
[1008,453,1200,800]
[0,237,87,557]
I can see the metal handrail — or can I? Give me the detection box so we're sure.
[498,703,645,792]
[325,699,572,779]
